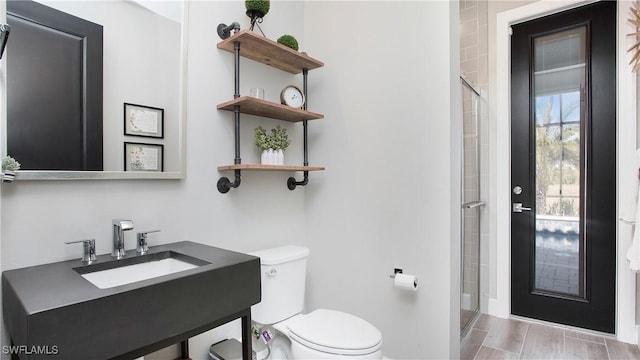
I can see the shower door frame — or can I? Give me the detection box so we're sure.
[460,75,485,336]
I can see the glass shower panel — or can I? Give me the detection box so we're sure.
[461,77,482,334]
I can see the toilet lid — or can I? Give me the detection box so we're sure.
[287,309,382,355]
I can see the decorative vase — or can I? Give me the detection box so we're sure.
[275,149,284,165]
[261,149,275,165]
[2,170,16,183]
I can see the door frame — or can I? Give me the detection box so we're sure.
[493,0,637,343]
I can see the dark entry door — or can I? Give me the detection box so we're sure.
[510,1,616,333]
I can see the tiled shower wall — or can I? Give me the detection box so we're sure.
[460,0,489,313]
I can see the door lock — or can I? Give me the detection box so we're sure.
[512,203,532,213]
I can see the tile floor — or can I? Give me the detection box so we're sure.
[461,314,640,360]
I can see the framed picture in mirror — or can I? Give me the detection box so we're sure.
[124,142,164,172]
[124,103,164,138]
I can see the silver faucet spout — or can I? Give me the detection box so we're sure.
[112,219,134,259]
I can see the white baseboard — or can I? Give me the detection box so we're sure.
[487,297,508,319]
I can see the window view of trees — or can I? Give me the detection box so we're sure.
[535,91,581,218]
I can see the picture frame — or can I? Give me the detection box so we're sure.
[124,103,164,138]
[124,142,164,172]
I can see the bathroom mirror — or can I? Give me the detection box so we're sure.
[4,0,187,180]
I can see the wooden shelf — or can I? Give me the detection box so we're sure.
[216,30,325,192]
[217,96,324,122]
[217,30,324,74]
[217,164,325,171]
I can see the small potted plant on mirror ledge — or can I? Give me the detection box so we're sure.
[2,156,20,183]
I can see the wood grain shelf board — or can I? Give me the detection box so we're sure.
[217,164,325,171]
[217,30,324,74]
[217,96,324,122]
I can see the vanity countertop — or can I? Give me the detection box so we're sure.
[2,241,261,360]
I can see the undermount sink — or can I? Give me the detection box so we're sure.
[73,251,210,289]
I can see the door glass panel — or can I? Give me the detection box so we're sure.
[533,27,585,297]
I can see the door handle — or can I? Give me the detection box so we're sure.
[462,201,486,209]
[512,203,532,213]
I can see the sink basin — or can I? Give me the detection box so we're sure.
[81,258,197,289]
[74,251,209,289]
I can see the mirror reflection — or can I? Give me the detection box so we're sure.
[4,0,185,179]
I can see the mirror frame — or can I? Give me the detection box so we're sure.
[3,1,188,181]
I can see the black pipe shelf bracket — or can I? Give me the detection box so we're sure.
[215,30,325,194]
[217,40,242,194]
[286,69,310,191]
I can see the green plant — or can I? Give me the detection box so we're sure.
[254,126,271,150]
[277,34,299,51]
[271,125,291,151]
[245,0,270,17]
[254,125,291,151]
[2,156,20,171]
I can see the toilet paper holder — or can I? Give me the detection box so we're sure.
[390,268,419,291]
[389,268,403,279]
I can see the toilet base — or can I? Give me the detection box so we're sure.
[266,335,293,360]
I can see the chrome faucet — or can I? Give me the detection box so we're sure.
[112,219,134,259]
[65,239,97,264]
[136,229,160,255]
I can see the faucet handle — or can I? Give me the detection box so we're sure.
[65,239,96,264]
[136,230,160,255]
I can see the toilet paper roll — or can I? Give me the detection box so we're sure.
[394,273,418,291]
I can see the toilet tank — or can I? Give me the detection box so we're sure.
[249,245,310,325]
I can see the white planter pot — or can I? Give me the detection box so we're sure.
[261,149,275,165]
[2,170,16,183]
[275,149,284,165]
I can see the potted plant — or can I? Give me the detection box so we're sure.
[2,155,20,183]
[254,125,290,165]
[271,125,290,165]
[245,0,270,32]
[254,125,274,164]
[277,35,299,51]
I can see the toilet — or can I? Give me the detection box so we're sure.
[249,245,383,359]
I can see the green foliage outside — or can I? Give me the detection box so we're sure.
[535,94,580,217]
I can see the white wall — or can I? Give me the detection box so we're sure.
[303,1,460,358]
[0,1,461,359]
[0,0,308,268]
[1,1,307,359]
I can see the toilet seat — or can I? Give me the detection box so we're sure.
[283,309,382,356]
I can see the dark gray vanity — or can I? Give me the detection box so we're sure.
[2,241,261,359]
